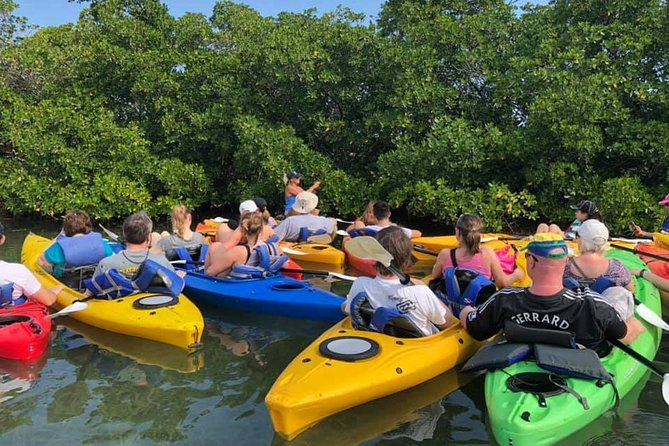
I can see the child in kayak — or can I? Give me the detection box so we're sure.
[38,209,114,277]
[156,205,205,260]
[341,226,453,336]
[431,214,524,287]
[629,193,669,238]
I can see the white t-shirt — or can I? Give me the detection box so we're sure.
[366,224,413,238]
[273,214,336,242]
[0,261,42,301]
[344,276,448,336]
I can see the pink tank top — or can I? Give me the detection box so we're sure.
[444,249,491,278]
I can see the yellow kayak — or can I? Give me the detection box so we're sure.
[279,241,346,267]
[654,232,669,249]
[265,317,488,440]
[22,233,204,351]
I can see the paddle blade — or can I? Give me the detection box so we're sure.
[46,301,89,319]
[336,230,350,237]
[663,375,669,405]
[636,304,669,332]
[345,236,393,267]
[335,218,354,224]
[280,247,309,256]
[330,272,358,281]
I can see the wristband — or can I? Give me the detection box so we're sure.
[637,270,646,279]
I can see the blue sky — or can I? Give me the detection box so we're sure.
[16,1,385,28]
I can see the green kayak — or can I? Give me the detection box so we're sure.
[486,248,662,446]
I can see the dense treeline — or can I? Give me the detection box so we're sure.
[0,0,667,233]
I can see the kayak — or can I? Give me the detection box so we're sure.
[280,369,477,446]
[654,232,669,249]
[0,301,51,361]
[22,233,204,351]
[485,247,661,446]
[609,237,669,302]
[265,317,489,440]
[57,317,205,373]
[183,271,346,323]
[279,242,346,267]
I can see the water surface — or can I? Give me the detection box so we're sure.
[0,219,667,445]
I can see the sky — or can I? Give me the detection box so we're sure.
[16,1,385,28]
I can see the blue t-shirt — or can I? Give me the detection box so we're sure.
[661,216,669,233]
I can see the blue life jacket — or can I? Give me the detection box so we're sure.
[347,227,379,238]
[56,232,108,267]
[0,282,27,308]
[84,259,184,299]
[174,244,208,271]
[440,267,496,317]
[349,292,424,338]
[297,227,328,242]
[229,242,289,279]
[661,216,669,233]
[284,195,297,215]
[563,275,616,295]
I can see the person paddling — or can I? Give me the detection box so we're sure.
[458,233,640,357]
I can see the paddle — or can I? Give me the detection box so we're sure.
[344,236,411,284]
[335,218,354,225]
[634,301,669,332]
[279,268,357,281]
[280,246,309,256]
[45,301,89,320]
[99,223,122,243]
[611,243,669,263]
[610,339,669,405]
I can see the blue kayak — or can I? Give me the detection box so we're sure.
[183,271,346,323]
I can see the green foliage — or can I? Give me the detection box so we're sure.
[594,176,664,234]
[0,0,667,233]
[388,180,537,231]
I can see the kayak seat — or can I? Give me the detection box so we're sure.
[350,292,423,338]
[59,264,98,292]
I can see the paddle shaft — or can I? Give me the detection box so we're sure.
[280,268,335,277]
[611,243,669,263]
[611,339,665,378]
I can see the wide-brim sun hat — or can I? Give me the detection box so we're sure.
[293,191,318,214]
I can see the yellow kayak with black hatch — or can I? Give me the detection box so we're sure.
[22,233,204,351]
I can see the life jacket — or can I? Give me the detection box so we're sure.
[297,227,328,242]
[347,227,379,238]
[173,244,208,271]
[349,292,424,338]
[437,250,496,316]
[563,259,616,294]
[0,282,27,308]
[56,232,108,267]
[461,322,615,409]
[84,259,184,299]
[228,242,289,279]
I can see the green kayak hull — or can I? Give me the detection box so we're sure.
[486,248,662,446]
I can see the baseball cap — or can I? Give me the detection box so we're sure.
[577,219,609,250]
[658,194,669,206]
[287,170,301,180]
[253,197,267,211]
[239,200,259,215]
[293,191,318,214]
[569,200,598,215]
[525,233,569,260]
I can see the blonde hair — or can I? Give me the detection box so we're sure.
[239,212,264,241]
[171,205,191,238]
[361,200,378,226]
[456,214,483,255]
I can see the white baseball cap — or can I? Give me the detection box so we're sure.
[239,200,258,215]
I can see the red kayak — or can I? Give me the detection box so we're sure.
[0,302,52,361]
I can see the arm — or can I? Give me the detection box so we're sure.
[221,228,243,250]
[306,181,320,193]
[620,317,644,345]
[630,224,653,239]
[409,228,422,238]
[630,268,669,292]
[26,285,61,306]
[205,246,244,277]
[431,249,449,280]
[485,248,525,288]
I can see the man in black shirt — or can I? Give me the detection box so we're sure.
[459,233,641,357]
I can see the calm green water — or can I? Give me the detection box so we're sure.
[0,218,668,445]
